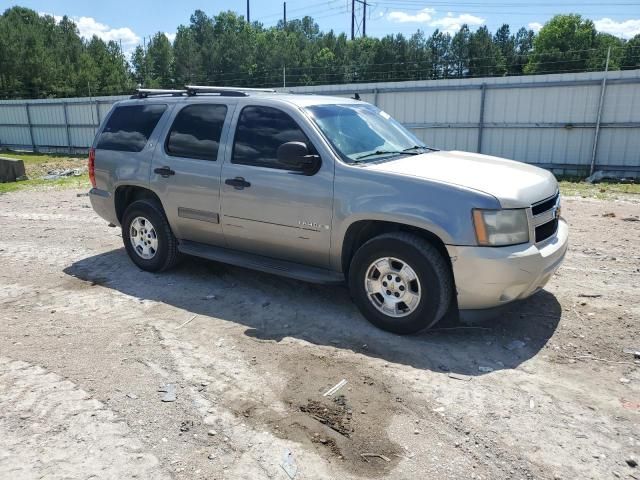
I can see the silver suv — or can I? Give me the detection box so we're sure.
[89,86,568,334]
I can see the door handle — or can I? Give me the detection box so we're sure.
[154,166,175,177]
[225,177,251,189]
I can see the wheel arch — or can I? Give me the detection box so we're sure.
[340,219,452,276]
[114,184,165,225]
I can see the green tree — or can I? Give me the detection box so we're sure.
[450,25,471,77]
[146,32,174,87]
[468,26,505,76]
[622,34,640,70]
[525,14,597,74]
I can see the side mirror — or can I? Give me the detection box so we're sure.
[277,141,320,175]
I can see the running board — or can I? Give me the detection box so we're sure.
[178,240,344,285]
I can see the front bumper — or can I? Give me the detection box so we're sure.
[89,188,119,226]
[446,218,568,310]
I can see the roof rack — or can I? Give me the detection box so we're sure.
[185,85,277,97]
[133,88,187,99]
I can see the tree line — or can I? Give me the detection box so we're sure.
[1,6,639,99]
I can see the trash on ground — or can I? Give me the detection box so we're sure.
[41,167,86,180]
[323,379,348,397]
[175,314,197,329]
[578,293,602,298]
[360,453,391,462]
[529,397,535,409]
[448,373,471,381]
[281,449,298,479]
[158,384,177,402]
[623,348,640,359]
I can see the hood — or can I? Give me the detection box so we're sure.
[365,150,558,208]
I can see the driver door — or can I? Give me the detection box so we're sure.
[220,105,333,268]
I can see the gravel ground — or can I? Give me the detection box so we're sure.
[0,188,638,480]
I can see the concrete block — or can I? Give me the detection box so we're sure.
[0,157,26,183]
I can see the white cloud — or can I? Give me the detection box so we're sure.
[594,17,640,39]
[74,16,140,50]
[430,13,485,34]
[164,32,176,43]
[386,8,484,34]
[387,8,435,24]
[528,22,544,33]
[40,12,140,55]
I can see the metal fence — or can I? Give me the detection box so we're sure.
[1,69,639,176]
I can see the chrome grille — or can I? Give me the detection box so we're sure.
[532,193,560,243]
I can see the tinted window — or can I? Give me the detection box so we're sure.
[232,106,310,169]
[97,104,166,152]
[166,104,227,161]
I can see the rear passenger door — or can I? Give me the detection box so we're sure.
[151,102,234,246]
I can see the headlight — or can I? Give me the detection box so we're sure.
[472,209,529,246]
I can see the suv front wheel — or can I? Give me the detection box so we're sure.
[122,199,180,272]
[348,232,453,334]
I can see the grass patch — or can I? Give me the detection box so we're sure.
[0,150,85,164]
[559,180,640,200]
[0,150,89,194]
[0,174,90,194]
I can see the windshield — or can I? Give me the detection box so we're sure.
[304,103,432,163]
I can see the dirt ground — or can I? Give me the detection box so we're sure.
[0,188,638,480]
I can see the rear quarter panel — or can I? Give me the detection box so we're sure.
[92,100,176,200]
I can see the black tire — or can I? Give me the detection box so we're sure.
[122,199,180,272]
[348,232,453,334]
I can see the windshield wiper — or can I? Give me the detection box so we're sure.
[355,150,419,161]
[402,145,438,153]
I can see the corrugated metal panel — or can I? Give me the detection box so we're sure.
[0,105,28,124]
[70,127,99,147]
[0,126,31,146]
[29,104,65,125]
[32,126,67,147]
[1,72,638,174]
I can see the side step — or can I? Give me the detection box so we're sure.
[178,240,345,285]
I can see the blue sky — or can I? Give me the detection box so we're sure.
[6,0,640,55]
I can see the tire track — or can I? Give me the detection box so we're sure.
[0,357,170,480]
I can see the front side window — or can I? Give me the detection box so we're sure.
[304,103,431,163]
[232,106,311,170]
[166,104,227,161]
[97,104,166,152]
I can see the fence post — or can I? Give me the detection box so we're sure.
[25,103,36,152]
[95,101,101,126]
[476,83,487,153]
[590,47,611,176]
[63,102,72,154]
[373,88,378,106]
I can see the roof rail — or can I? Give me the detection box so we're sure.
[134,88,187,99]
[185,85,276,97]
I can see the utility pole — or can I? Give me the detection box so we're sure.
[362,0,366,37]
[246,0,250,23]
[351,0,355,40]
[283,2,286,26]
[351,0,367,40]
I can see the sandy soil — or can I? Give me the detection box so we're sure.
[0,188,638,480]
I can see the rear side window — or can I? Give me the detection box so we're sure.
[97,104,166,152]
[166,104,227,161]
[232,106,310,169]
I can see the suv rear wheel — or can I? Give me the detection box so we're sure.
[122,199,180,272]
[348,232,453,334]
